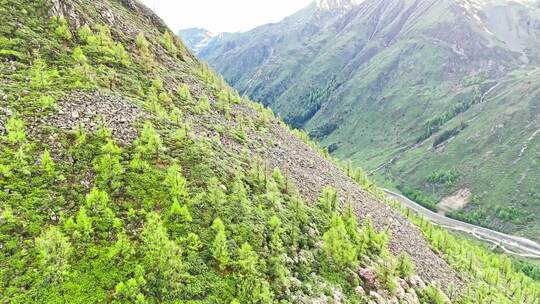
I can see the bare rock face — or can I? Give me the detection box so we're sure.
[47,91,149,145]
[408,275,427,290]
[402,290,421,304]
[369,290,385,304]
[355,285,366,296]
[119,0,137,10]
[99,7,116,25]
[47,0,84,27]
[358,267,378,291]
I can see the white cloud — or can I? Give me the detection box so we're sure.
[138,0,313,33]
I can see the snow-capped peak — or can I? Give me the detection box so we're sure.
[315,0,363,10]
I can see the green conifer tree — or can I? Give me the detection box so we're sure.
[141,212,184,300]
[178,84,193,104]
[5,116,26,144]
[85,188,117,238]
[211,218,230,270]
[135,122,163,159]
[161,31,178,57]
[395,252,415,278]
[135,32,154,71]
[39,149,55,176]
[164,163,188,204]
[78,24,94,43]
[93,139,124,192]
[35,226,73,283]
[322,213,357,268]
[318,186,338,212]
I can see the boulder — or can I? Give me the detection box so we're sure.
[369,291,385,304]
[358,267,378,291]
[408,275,426,289]
[355,286,366,296]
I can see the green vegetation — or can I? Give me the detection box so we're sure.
[2,1,540,303]
[0,1,429,302]
[397,185,438,211]
[345,164,540,303]
[426,169,460,186]
[188,0,540,240]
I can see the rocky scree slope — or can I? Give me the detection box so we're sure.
[0,0,480,303]
[183,0,540,240]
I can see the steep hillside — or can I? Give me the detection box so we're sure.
[1,0,540,303]
[182,0,540,240]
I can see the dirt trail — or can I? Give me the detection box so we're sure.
[385,189,540,259]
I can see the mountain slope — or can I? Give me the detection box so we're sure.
[2,0,540,303]
[0,0,460,302]
[182,0,540,241]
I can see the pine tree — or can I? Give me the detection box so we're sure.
[112,42,131,67]
[29,55,58,90]
[235,243,274,303]
[342,204,362,248]
[35,226,73,283]
[361,217,389,257]
[178,84,193,104]
[96,24,113,46]
[322,213,357,268]
[141,212,184,300]
[114,278,146,303]
[54,16,72,41]
[207,178,227,215]
[64,207,94,241]
[135,32,154,71]
[211,218,230,270]
[418,284,448,304]
[93,139,124,192]
[376,259,398,294]
[135,122,163,159]
[236,242,258,275]
[78,24,93,43]
[38,95,56,109]
[164,163,188,204]
[161,31,178,57]
[5,116,26,144]
[272,167,285,190]
[318,186,338,212]
[74,207,94,240]
[85,188,117,238]
[196,95,210,114]
[39,149,55,176]
[217,90,231,117]
[72,47,87,64]
[395,252,415,278]
[267,216,289,286]
[165,201,192,237]
[170,107,183,125]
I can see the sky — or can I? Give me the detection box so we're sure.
[138,0,313,34]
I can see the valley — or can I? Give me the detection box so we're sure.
[181,0,540,242]
[384,189,540,259]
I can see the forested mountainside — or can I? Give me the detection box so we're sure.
[182,0,540,241]
[1,0,540,303]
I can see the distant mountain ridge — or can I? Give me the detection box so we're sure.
[177,27,216,55]
[180,0,540,240]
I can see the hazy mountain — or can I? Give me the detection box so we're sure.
[182,0,540,240]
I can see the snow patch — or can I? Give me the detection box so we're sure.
[315,0,364,10]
